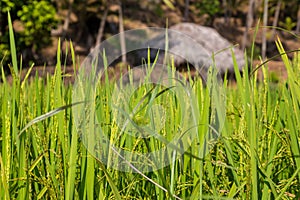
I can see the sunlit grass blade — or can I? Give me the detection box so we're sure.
[98,162,122,200]
[7,11,18,76]
[19,102,84,136]
[21,62,35,89]
[1,17,300,199]
[276,38,300,183]
[0,154,10,199]
[275,167,300,200]
[65,126,78,200]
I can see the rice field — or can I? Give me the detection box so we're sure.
[0,16,300,199]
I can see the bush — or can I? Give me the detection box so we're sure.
[17,0,57,51]
[0,0,58,69]
[196,0,221,25]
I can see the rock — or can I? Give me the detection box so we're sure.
[83,23,246,85]
[136,23,246,79]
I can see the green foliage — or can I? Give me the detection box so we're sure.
[1,23,300,198]
[2,4,300,199]
[269,71,279,83]
[0,0,19,66]
[196,0,221,25]
[279,17,297,31]
[247,45,261,60]
[0,34,10,66]
[162,0,175,10]
[0,0,58,68]
[199,0,221,16]
[0,0,15,12]
[17,0,57,51]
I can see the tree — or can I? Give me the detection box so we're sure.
[95,2,109,47]
[62,0,74,40]
[261,0,268,59]
[271,0,282,37]
[184,0,189,21]
[242,0,256,50]
[296,4,300,33]
[118,1,126,63]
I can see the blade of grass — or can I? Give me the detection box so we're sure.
[7,11,18,76]
[276,38,300,183]
[0,154,10,199]
[18,102,84,137]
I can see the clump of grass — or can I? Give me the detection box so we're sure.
[1,13,300,199]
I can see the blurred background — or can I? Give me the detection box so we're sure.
[0,0,299,81]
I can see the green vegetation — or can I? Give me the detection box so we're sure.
[196,0,221,24]
[17,1,57,50]
[0,0,57,66]
[1,0,300,69]
[1,16,300,199]
[279,17,297,31]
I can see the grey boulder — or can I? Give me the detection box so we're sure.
[136,23,245,79]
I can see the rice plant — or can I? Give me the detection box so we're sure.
[0,13,300,199]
